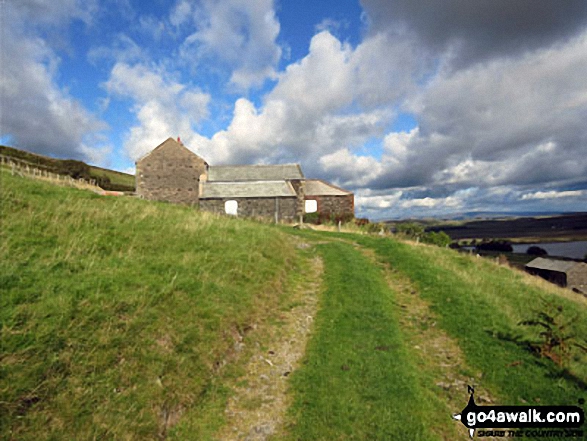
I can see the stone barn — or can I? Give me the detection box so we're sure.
[525,257,587,292]
[199,165,304,222]
[135,138,207,204]
[135,138,354,221]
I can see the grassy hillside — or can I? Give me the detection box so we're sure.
[284,230,587,440]
[2,171,586,440]
[0,145,135,191]
[0,170,302,440]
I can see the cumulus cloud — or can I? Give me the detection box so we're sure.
[178,0,281,89]
[355,190,403,210]
[319,149,382,187]
[322,0,587,217]
[104,62,211,161]
[202,30,423,175]
[323,31,587,196]
[0,1,108,162]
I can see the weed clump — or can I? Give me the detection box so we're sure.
[518,298,587,367]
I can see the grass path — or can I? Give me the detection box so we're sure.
[282,241,441,440]
[214,253,322,440]
[370,248,496,440]
[356,236,587,441]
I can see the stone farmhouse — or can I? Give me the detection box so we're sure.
[136,138,354,222]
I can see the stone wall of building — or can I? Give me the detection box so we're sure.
[305,194,354,219]
[289,179,305,218]
[136,140,207,205]
[568,263,587,292]
[200,197,298,221]
[526,268,567,287]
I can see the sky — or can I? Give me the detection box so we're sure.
[1,0,587,220]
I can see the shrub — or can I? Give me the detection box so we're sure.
[303,212,354,226]
[59,160,92,180]
[364,222,387,234]
[354,218,369,227]
[303,212,320,224]
[421,231,451,247]
[527,246,548,256]
[394,222,424,239]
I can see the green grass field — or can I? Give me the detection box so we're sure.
[88,165,135,189]
[2,171,586,440]
[1,170,301,440]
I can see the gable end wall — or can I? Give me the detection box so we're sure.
[305,194,354,219]
[136,142,207,205]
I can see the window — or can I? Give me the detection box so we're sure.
[225,200,238,215]
[305,199,317,213]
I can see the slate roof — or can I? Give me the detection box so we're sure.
[208,164,303,182]
[304,179,352,196]
[200,180,296,198]
[525,257,578,273]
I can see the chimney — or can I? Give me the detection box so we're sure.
[177,136,181,144]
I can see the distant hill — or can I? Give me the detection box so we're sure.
[0,145,135,192]
[424,212,587,241]
[381,211,570,222]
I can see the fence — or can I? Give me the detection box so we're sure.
[0,154,104,193]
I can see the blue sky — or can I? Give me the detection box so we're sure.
[2,0,587,219]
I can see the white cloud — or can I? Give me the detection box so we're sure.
[315,18,346,34]
[400,196,460,209]
[102,25,423,180]
[88,34,147,65]
[319,149,382,187]
[9,0,97,27]
[1,1,107,162]
[104,62,211,161]
[200,30,420,173]
[355,190,403,210]
[170,1,192,27]
[179,0,281,89]
[521,190,585,200]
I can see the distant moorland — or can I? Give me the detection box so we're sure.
[420,213,587,242]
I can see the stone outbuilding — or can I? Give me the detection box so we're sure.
[525,257,587,293]
[135,138,354,222]
[303,179,354,221]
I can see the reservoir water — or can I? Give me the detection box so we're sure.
[511,241,587,260]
